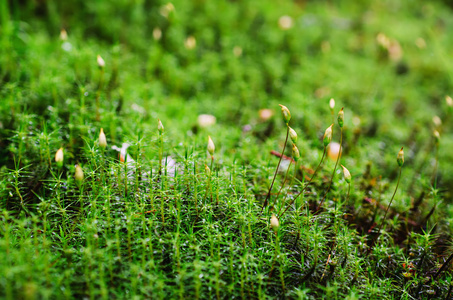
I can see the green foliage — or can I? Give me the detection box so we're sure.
[1,0,453,298]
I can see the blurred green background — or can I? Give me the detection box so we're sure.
[2,0,453,193]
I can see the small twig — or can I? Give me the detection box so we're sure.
[320,254,332,280]
[271,150,322,177]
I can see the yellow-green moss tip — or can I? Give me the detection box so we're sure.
[323,124,333,147]
[279,104,291,125]
[397,147,404,167]
[338,107,344,128]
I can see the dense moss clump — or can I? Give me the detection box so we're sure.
[1,0,453,298]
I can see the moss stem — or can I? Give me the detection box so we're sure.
[368,166,402,256]
[317,128,343,211]
[278,147,326,218]
[261,126,290,213]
